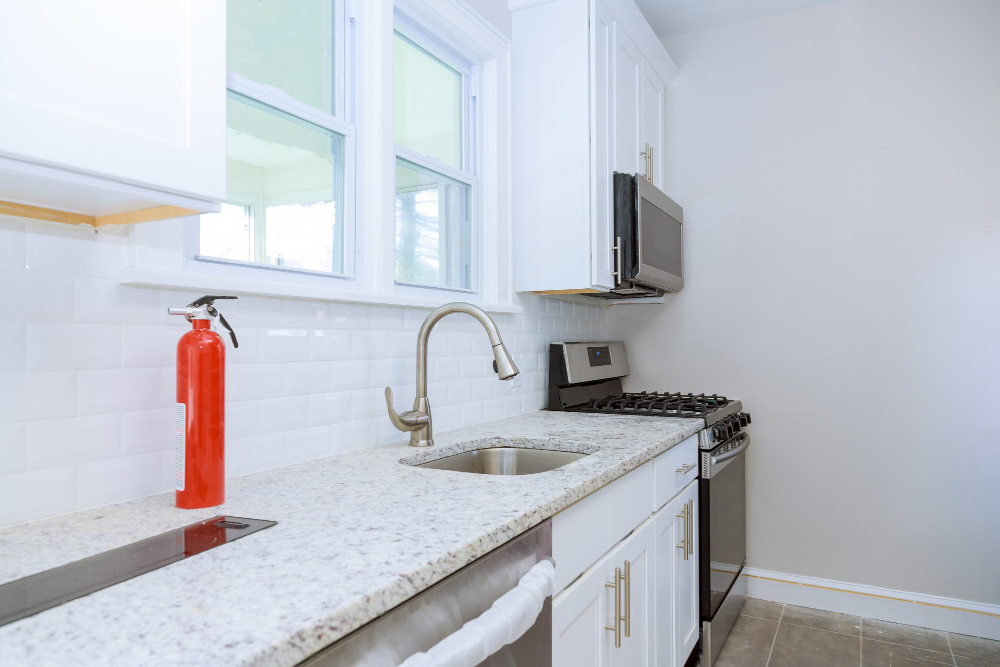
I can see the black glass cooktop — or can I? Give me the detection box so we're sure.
[0,515,276,628]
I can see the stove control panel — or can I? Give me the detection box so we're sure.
[700,412,751,450]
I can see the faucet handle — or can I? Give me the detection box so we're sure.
[385,387,429,432]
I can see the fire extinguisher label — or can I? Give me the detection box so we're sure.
[174,403,186,491]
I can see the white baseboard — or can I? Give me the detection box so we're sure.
[743,567,1000,641]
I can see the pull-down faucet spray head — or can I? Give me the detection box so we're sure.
[492,342,519,380]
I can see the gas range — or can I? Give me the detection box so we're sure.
[547,342,750,449]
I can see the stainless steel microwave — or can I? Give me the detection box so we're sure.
[611,173,683,296]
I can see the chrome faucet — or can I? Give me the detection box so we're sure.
[385,302,519,447]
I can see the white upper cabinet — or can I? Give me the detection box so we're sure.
[641,59,665,190]
[0,0,225,227]
[510,0,678,295]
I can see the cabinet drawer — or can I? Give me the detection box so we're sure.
[552,485,610,593]
[608,460,654,544]
[653,434,699,511]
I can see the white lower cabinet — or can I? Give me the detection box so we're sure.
[654,479,700,667]
[553,519,655,667]
[552,443,700,667]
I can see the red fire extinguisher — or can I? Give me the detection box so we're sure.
[168,295,238,509]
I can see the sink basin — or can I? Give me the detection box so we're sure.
[416,447,588,475]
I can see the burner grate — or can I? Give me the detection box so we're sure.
[578,391,729,417]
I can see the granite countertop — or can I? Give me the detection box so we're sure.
[0,411,702,666]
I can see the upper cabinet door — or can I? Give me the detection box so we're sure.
[590,0,615,290]
[640,59,665,189]
[613,23,642,178]
[0,0,226,211]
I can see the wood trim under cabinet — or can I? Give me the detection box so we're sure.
[533,289,606,295]
[0,200,200,229]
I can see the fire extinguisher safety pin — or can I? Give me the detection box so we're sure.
[167,295,239,348]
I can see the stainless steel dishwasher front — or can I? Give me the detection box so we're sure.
[298,519,552,667]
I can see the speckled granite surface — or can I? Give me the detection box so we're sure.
[0,411,702,667]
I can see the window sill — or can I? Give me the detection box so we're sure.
[117,266,524,314]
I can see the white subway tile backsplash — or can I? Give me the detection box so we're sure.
[461,402,484,427]
[310,330,351,360]
[333,418,372,453]
[351,387,387,419]
[429,356,462,382]
[27,323,121,371]
[471,377,495,401]
[0,219,26,270]
[0,323,26,371]
[284,300,329,329]
[259,329,309,362]
[26,226,121,279]
[77,451,162,509]
[227,432,285,477]
[122,408,174,454]
[447,332,474,356]
[0,466,76,525]
[329,304,370,329]
[78,368,160,414]
[258,396,309,433]
[447,379,474,405]
[0,372,75,422]
[369,306,405,330]
[370,358,407,387]
[308,392,352,425]
[285,362,331,396]
[0,270,76,322]
[226,400,260,438]
[352,330,392,359]
[121,325,183,368]
[483,397,504,422]
[331,359,370,391]
[0,423,26,473]
[1,213,609,528]
[225,296,284,328]
[77,279,159,323]
[285,426,332,464]
[27,414,121,468]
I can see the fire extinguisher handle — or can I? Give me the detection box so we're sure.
[211,308,239,349]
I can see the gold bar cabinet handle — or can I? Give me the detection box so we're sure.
[605,567,621,648]
[623,560,631,638]
[676,506,688,559]
[687,500,694,556]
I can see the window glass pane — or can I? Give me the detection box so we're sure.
[228,0,334,113]
[200,91,346,274]
[200,203,252,262]
[393,32,462,169]
[395,158,470,289]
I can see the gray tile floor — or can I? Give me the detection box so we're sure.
[709,598,1000,667]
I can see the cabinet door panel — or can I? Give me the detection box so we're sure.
[613,24,641,177]
[674,481,700,664]
[654,501,678,667]
[609,518,655,667]
[553,554,611,667]
[590,0,615,289]
[640,59,664,188]
[0,0,225,204]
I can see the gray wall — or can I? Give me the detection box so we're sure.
[463,0,511,38]
[610,0,1000,605]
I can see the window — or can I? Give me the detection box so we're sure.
[199,0,353,276]
[393,28,475,291]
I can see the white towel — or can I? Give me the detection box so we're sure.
[400,559,556,667]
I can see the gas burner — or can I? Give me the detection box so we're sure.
[580,391,731,418]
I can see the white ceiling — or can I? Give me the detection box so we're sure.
[633,0,836,38]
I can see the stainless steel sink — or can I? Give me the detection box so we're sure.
[416,447,588,475]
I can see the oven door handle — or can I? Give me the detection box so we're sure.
[711,432,750,464]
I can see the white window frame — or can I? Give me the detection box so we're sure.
[122,0,520,313]
[391,16,480,296]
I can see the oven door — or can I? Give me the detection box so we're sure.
[699,432,748,621]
